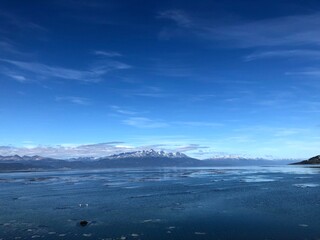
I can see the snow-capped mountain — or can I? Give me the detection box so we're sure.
[95,149,200,167]
[107,149,188,159]
[0,150,199,170]
[205,154,263,160]
[0,155,53,161]
[203,155,297,166]
[0,150,299,171]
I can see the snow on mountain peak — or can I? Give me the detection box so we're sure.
[108,149,188,159]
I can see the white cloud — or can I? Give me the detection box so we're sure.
[122,117,169,128]
[234,125,310,138]
[159,10,320,48]
[55,96,91,105]
[146,59,194,78]
[0,9,46,32]
[286,69,320,77]
[174,121,224,127]
[158,10,193,27]
[245,50,320,61]
[110,105,138,115]
[0,142,207,159]
[0,143,130,159]
[93,50,122,57]
[116,86,171,98]
[0,58,131,83]
[0,40,28,56]
[7,74,27,82]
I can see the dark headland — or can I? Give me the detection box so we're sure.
[292,155,320,165]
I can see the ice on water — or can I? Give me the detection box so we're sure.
[0,165,320,239]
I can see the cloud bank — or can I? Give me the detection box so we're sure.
[0,142,209,159]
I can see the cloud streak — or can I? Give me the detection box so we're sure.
[0,9,46,33]
[110,105,138,115]
[0,142,132,159]
[0,59,131,83]
[174,121,224,127]
[122,117,169,129]
[55,96,92,105]
[160,10,320,48]
[0,142,209,159]
[93,50,122,57]
[158,10,193,27]
[245,50,320,61]
[286,68,320,77]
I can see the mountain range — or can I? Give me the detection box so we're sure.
[0,149,298,171]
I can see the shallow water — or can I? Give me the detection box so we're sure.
[0,166,320,239]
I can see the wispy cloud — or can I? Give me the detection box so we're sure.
[0,39,36,60]
[158,10,193,27]
[119,86,171,98]
[110,105,138,115]
[0,40,23,56]
[245,50,320,61]
[0,142,132,159]
[286,68,320,77]
[9,75,27,83]
[159,10,320,48]
[93,50,122,57]
[235,125,309,138]
[145,59,194,78]
[1,68,28,82]
[0,142,208,159]
[173,144,209,152]
[174,121,224,127]
[122,117,169,129]
[54,0,109,9]
[111,105,224,129]
[55,96,91,106]
[210,13,320,47]
[0,58,131,83]
[0,9,46,33]
[110,105,170,130]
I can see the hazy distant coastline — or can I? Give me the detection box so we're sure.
[0,149,298,172]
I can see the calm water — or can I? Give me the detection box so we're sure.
[0,166,320,240]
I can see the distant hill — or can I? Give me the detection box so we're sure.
[202,158,296,166]
[95,149,201,168]
[292,155,320,165]
[0,150,201,171]
[0,150,298,171]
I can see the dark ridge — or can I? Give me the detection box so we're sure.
[292,155,320,165]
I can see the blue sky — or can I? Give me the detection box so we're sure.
[1,0,320,159]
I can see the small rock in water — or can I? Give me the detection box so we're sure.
[83,233,92,237]
[141,219,161,223]
[80,220,89,226]
[299,224,309,227]
[79,203,89,207]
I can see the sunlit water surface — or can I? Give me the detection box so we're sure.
[1,166,320,239]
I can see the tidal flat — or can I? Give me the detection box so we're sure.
[0,166,320,240]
